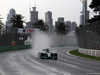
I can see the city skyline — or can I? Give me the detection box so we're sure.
[0,0,92,25]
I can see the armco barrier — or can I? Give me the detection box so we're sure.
[78,48,100,57]
[0,45,32,52]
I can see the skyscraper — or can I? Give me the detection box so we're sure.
[81,0,89,25]
[71,22,77,31]
[6,8,16,27]
[45,11,53,31]
[80,14,84,25]
[66,21,71,31]
[80,0,89,26]
[58,17,64,22]
[66,21,77,31]
[55,17,65,31]
[30,7,38,24]
[86,11,89,20]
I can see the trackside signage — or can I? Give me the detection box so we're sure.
[18,28,40,33]
[26,28,34,33]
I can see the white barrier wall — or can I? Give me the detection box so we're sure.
[78,48,100,57]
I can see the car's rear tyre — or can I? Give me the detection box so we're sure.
[51,53,58,60]
[54,53,58,60]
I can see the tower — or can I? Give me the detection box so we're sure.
[66,21,71,31]
[6,8,16,27]
[45,11,53,31]
[30,6,38,25]
[82,0,88,26]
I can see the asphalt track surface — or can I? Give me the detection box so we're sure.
[0,32,100,75]
[0,46,100,75]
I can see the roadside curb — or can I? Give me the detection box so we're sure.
[69,49,100,61]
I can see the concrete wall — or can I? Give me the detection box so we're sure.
[78,48,100,57]
[0,45,32,52]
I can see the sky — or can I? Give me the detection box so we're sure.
[0,0,93,25]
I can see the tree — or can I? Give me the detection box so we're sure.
[9,14,24,28]
[56,22,68,35]
[55,22,69,44]
[34,19,48,31]
[0,16,4,34]
[89,0,100,12]
[88,0,100,23]
[88,15,100,23]
[0,19,4,29]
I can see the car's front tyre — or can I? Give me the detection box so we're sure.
[40,53,44,59]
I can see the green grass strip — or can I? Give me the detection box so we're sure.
[69,49,100,61]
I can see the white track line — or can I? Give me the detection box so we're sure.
[59,51,100,70]
[0,68,5,75]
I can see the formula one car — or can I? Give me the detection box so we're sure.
[38,48,58,60]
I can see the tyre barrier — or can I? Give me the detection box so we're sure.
[78,48,100,57]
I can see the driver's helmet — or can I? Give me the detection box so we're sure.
[46,48,49,52]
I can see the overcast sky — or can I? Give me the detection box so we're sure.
[0,0,92,25]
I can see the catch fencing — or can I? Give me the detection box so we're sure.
[76,20,100,50]
[0,28,32,51]
[0,33,31,46]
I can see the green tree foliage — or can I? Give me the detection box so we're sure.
[56,22,68,35]
[75,25,83,35]
[9,14,24,28]
[0,19,4,29]
[88,0,100,23]
[0,16,4,30]
[89,0,100,12]
[88,15,100,23]
[34,19,48,31]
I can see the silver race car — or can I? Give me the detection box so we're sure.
[38,48,58,60]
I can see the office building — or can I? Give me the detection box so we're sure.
[45,11,53,31]
[71,22,77,31]
[26,22,33,28]
[30,7,38,24]
[6,8,16,27]
[80,14,84,25]
[55,17,65,26]
[81,0,89,26]
[58,17,64,22]
[66,21,72,31]
[55,17,65,31]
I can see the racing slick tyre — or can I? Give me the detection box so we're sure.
[40,53,44,59]
[54,53,58,60]
[51,53,58,60]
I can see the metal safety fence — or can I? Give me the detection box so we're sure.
[0,33,31,46]
[76,21,100,50]
[0,31,32,51]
